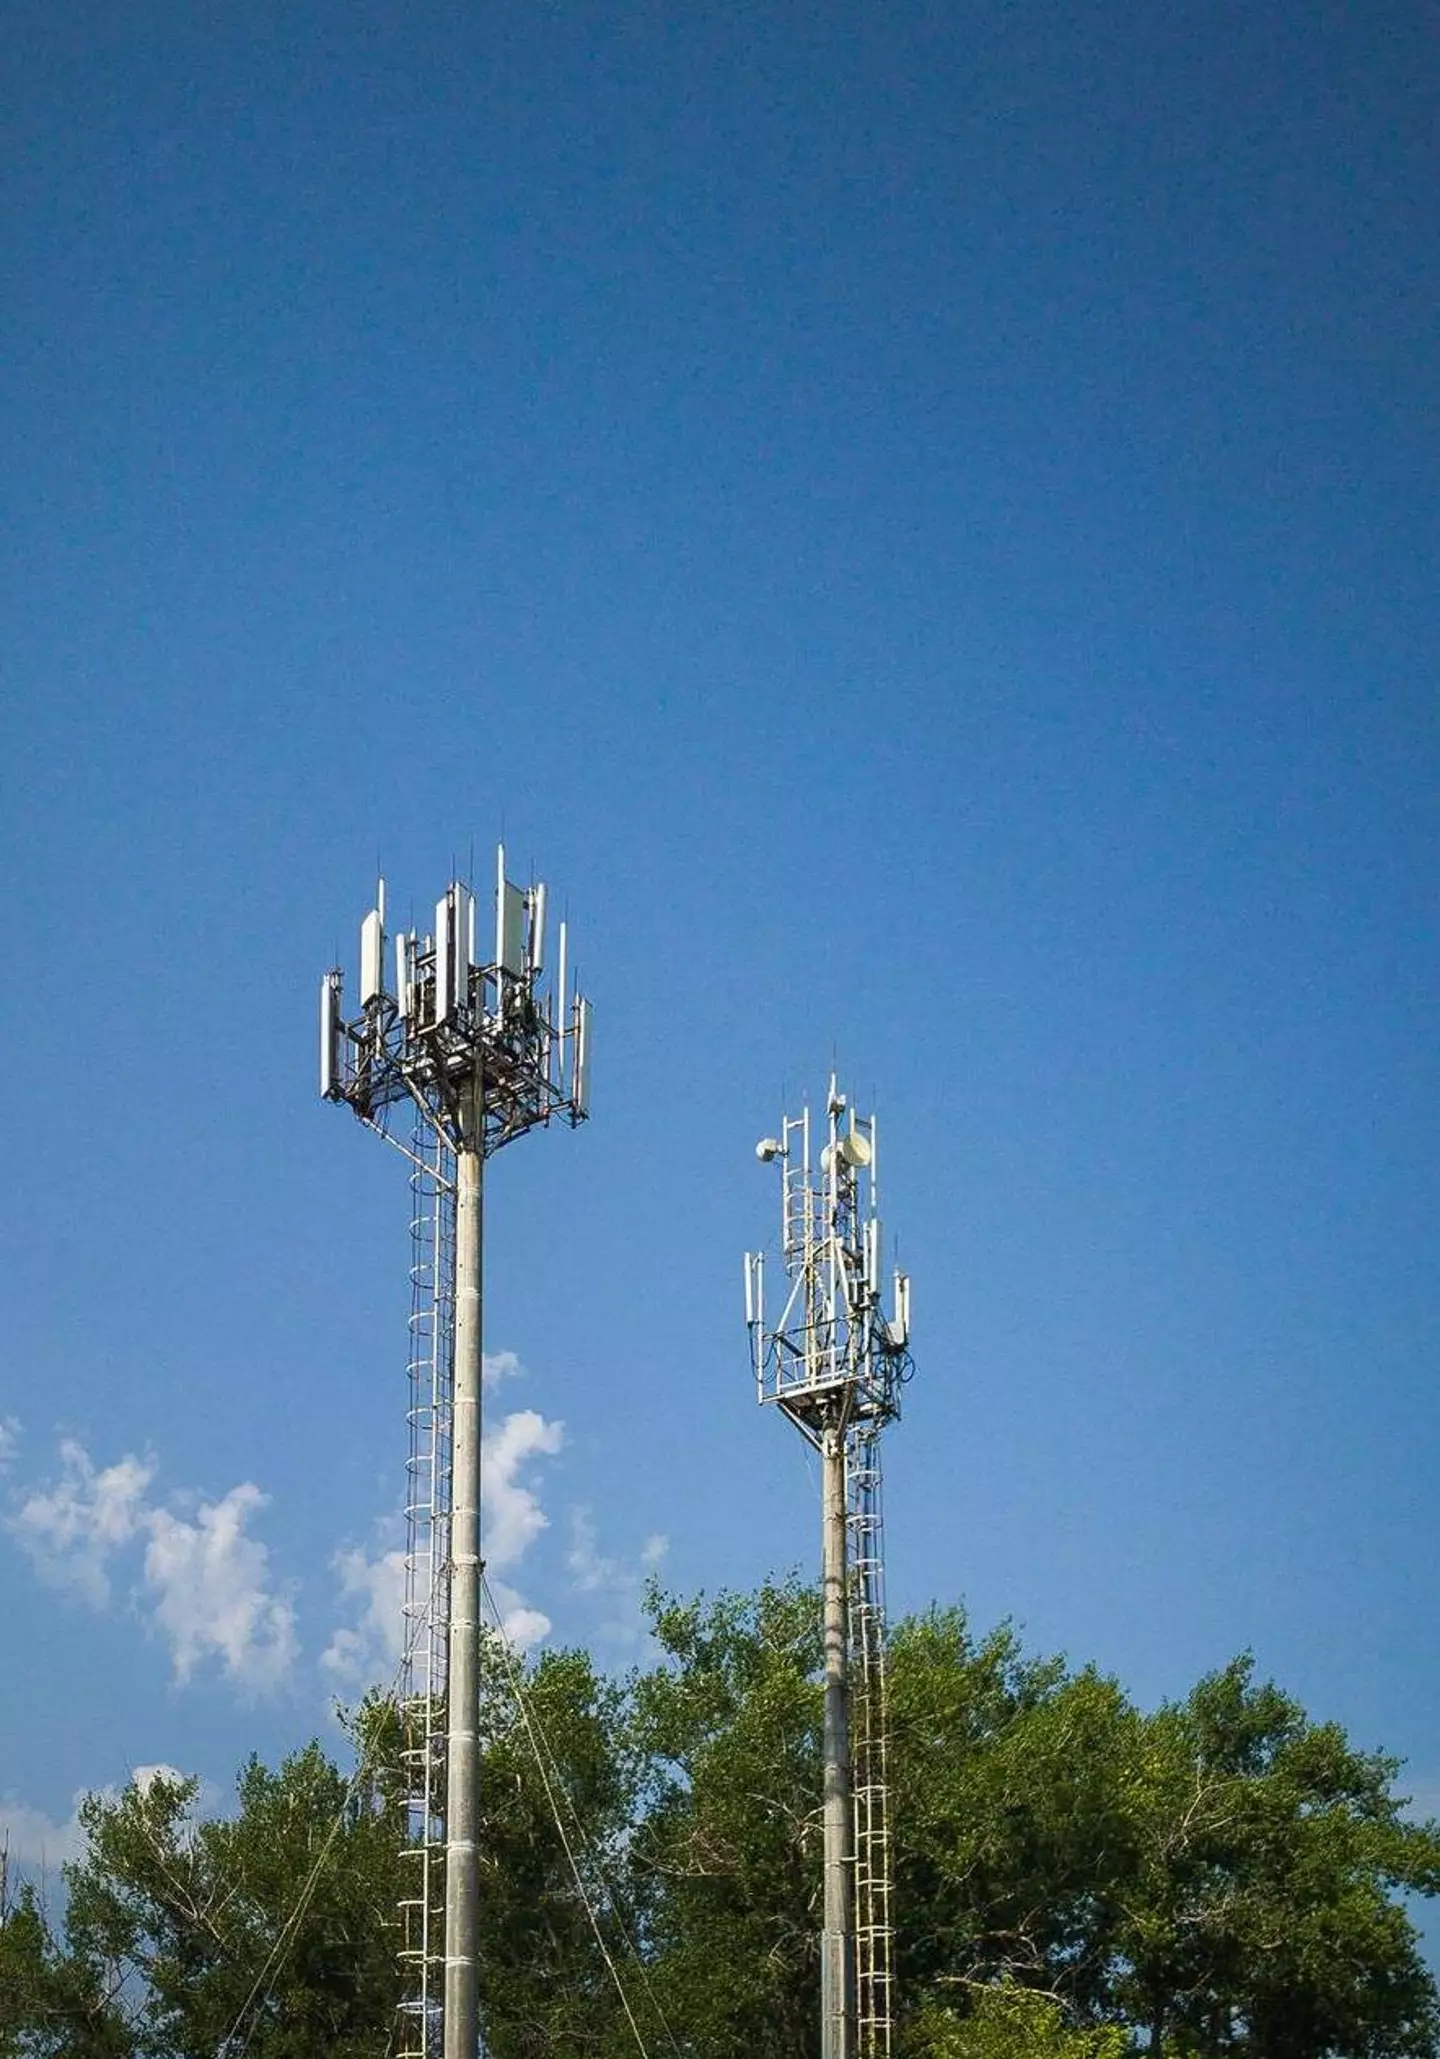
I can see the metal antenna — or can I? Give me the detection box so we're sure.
[319,852,592,2059]
[745,1083,913,2059]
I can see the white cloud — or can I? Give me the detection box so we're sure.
[324,1394,565,1681]
[321,1521,407,1687]
[9,1440,155,1606]
[490,1597,551,1649]
[0,1417,20,1472]
[0,1765,201,1884]
[483,1408,564,1573]
[7,1443,296,1693]
[130,1762,189,1795]
[144,1486,297,1693]
[482,1351,523,1387]
[0,1792,88,1873]
[567,1506,668,1653]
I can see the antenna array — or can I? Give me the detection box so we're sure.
[322,849,591,1155]
[746,1078,913,2059]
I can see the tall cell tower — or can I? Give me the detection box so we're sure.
[744,1078,913,2059]
[320,850,591,2059]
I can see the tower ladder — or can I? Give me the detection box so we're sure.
[848,1418,894,2059]
[396,1117,456,2059]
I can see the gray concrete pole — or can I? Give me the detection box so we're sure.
[444,1093,483,2059]
[821,1419,853,2059]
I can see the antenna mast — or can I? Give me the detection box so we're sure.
[321,851,591,2059]
[746,1077,913,2059]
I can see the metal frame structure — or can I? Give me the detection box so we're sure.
[321,851,590,2059]
[745,1078,913,2059]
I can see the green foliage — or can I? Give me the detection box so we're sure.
[881,1606,1440,2055]
[889,1605,1141,2016]
[6,1592,1439,2058]
[628,1578,824,2057]
[903,1985,1128,2057]
[1113,1657,1440,2056]
[1,1879,130,2059]
[62,1752,400,2059]
[473,1637,650,2059]
[0,1885,51,2057]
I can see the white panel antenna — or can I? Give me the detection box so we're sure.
[453,884,475,1015]
[744,1249,766,1330]
[434,892,453,1023]
[555,921,568,1085]
[360,909,385,1006]
[319,975,340,1097]
[527,882,546,976]
[498,883,525,978]
[573,996,592,1116]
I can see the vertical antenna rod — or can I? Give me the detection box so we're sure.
[320,854,591,2059]
[747,1079,914,2059]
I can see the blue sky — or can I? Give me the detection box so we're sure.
[2,0,1437,1929]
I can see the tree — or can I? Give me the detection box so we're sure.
[43,1656,652,2059]
[1113,1658,1440,2057]
[7,1590,1437,2058]
[903,1985,1127,2058]
[888,1604,1142,2022]
[61,1750,400,2058]
[0,1882,52,2058]
[628,1579,825,2057]
[472,1638,652,2059]
[885,1602,1440,2055]
[628,1588,1440,2057]
[0,1877,131,2059]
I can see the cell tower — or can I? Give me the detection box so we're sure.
[320,850,591,2059]
[744,1078,913,2059]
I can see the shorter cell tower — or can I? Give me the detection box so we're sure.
[745,1078,913,2059]
[320,850,590,2059]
